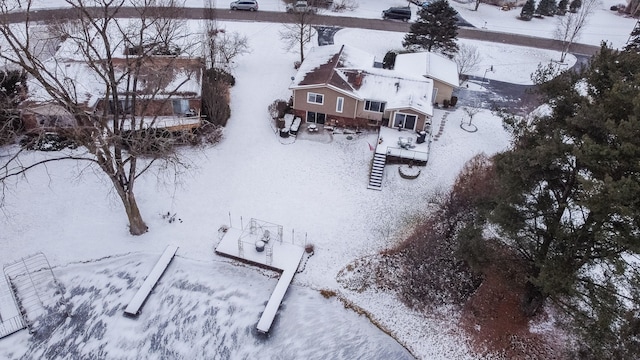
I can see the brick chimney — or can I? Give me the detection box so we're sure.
[354,71,363,89]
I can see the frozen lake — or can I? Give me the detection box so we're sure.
[0,254,413,359]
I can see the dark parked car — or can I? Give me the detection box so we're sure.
[230,0,258,11]
[382,6,411,21]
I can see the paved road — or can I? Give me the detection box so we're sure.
[1,7,600,56]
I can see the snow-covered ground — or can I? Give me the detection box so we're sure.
[0,1,634,358]
[449,0,637,49]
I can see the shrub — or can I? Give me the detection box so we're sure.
[382,51,397,69]
[331,0,358,12]
[319,289,337,298]
[268,99,290,120]
[20,132,78,151]
[202,68,234,126]
[194,122,224,145]
[305,243,315,253]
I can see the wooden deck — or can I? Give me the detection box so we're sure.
[215,219,306,334]
[124,245,179,317]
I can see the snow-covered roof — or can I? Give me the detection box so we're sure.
[394,52,460,88]
[24,20,202,107]
[352,69,433,116]
[291,44,433,115]
[28,57,203,108]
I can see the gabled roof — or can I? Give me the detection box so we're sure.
[291,45,434,116]
[394,52,460,88]
[291,44,374,94]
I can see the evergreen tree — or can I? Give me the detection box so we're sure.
[569,0,581,12]
[520,0,536,20]
[485,45,640,357]
[624,21,640,53]
[0,70,26,145]
[402,0,459,57]
[556,0,568,14]
[535,0,557,16]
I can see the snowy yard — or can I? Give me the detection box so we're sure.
[0,1,634,359]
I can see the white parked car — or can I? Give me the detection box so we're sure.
[286,1,316,13]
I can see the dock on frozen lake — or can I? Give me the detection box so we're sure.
[124,245,179,317]
[215,218,305,334]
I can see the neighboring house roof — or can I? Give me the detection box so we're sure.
[21,103,77,129]
[28,56,202,109]
[394,52,460,88]
[291,44,434,116]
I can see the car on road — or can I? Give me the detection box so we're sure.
[382,6,411,21]
[286,1,316,13]
[230,0,258,11]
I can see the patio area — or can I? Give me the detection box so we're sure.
[375,126,431,163]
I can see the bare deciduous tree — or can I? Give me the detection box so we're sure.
[279,9,318,65]
[463,106,481,126]
[554,0,600,62]
[0,0,200,235]
[331,0,358,12]
[208,28,250,69]
[203,0,251,70]
[454,43,481,79]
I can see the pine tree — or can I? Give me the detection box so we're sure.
[520,0,536,20]
[488,45,640,356]
[402,0,459,57]
[569,0,581,12]
[535,0,557,16]
[556,0,568,14]
[624,21,640,53]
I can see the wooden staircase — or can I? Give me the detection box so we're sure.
[367,152,387,190]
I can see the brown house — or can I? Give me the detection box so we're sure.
[23,56,204,133]
[289,45,434,132]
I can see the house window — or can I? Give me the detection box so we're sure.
[393,113,418,130]
[307,111,326,124]
[364,100,385,113]
[307,92,324,105]
[172,99,190,115]
[336,97,344,113]
[109,99,133,114]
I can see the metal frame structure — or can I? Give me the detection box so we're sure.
[2,252,69,335]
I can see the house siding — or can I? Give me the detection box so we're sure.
[432,79,454,105]
[293,87,362,126]
[95,98,200,117]
[355,100,385,126]
[387,108,430,132]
